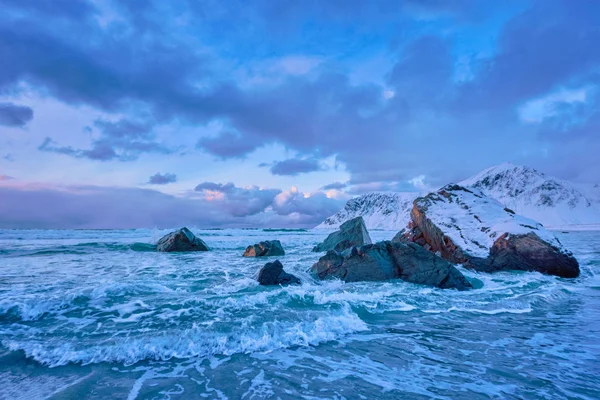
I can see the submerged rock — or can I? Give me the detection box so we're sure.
[156,227,210,252]
[399,184,579,278]
[258,260,301,285]
[313,216,372,252]
[311,241,471,290]
[243,240,285,257]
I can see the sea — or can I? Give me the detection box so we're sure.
[0,228,598,399]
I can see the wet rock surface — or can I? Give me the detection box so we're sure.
[313,216,372,253]
[243,240,285,257]
[156,227,210,252]
[311,241,472,290]
[258,260,301,285]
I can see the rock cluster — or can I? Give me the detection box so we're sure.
[311,241,472,290]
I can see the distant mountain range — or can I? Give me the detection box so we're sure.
[316,163,600,230]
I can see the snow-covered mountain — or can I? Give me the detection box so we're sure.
[314,192,418,230]
[407,184,567,259]
[316,163,600,231]
[460,163,600,230]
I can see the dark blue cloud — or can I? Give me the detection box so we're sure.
[0,2,207,115]
[0,102,33,127]
[39,119,173,161]
[457,0,600,111]
[320,181,348,190]
[148,173,177,185]
[194,182,235,192]
[1,0,599,186]
[0,0,96,19]
[388,36,453,104]
[196,131,257,159]
[269,158,324,176]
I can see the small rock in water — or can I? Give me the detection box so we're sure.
[258,260,301,285]
[156,227,210,252]
[243,240,285,257]
[313,216,372,252]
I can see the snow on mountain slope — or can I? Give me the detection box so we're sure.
[316,163,600,231]
[315,192,418,230]
[460,163,600,229]
[411,184,566,258]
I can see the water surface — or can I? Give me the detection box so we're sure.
[0,228,598,399]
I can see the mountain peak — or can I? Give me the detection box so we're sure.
[459,163,600,228]
[460,163,545,187]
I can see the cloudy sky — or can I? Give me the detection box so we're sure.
[1,0,598,228]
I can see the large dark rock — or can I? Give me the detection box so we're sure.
[311,241,472,290]
[243,240,285,257]
[258,260,301,285]
[156,227,210,252]
[400,184,579,278]
[313,216,372,252]
[467,233,580,278]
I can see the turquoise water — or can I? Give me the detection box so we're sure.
[0,228,598,399]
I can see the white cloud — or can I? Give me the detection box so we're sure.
[276,55,323,75]
[519,87,588,123]
[408,175,432,191]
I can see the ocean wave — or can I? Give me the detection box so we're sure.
[71,241,157,252]
[0,281,176,323]
[1,241,157,257]
[262,228,308,232]
[3,305,368,367]
[0,295,88,322]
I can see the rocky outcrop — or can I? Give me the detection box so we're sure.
[311,241,472,290]
[258,260,301,285]
[399,184,579,278]
[243,240,285,257]
[313,216,372,252]
[156,227,210,252]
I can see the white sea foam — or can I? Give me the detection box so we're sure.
[2,304,367,367]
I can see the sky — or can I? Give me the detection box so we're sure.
[0,0,599,229]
